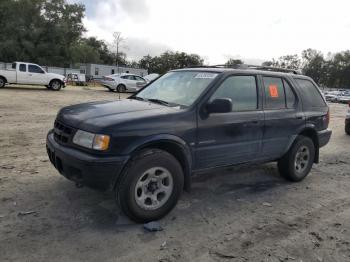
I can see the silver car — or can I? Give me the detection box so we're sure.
[100,73,147,93]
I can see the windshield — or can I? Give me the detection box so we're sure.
[135,71,218,107]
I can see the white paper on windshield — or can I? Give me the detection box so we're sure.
[194,73,218,79]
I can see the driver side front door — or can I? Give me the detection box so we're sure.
[195,75,264,169]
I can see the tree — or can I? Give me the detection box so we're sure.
[0,0,85,66]
[139,51,204,74]
[301,49,326,85]
[111,32,127,69]
[225,59,243,67]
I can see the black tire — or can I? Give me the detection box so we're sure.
[117,149,184,223]
[0,77,6,88]
[49,80,62,91]
[346,122,350,135]
[278,136,315,182]
[117,84,126,93]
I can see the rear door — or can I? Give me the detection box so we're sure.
[196,74,264,169]
[261,75,304,158]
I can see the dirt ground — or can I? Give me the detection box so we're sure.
[0,85,349,262]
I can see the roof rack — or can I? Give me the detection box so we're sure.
[186,64,301,75]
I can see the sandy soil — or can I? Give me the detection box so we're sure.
[0,85,349,262]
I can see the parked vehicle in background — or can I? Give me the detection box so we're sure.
[324,91,342,102]
[67,73,87,86]
[346,102,350,135]
[100,73,147,92]
[46,65,332,222]
[143,73,160,83]
[337,91,350,104]
[0,62,66,91]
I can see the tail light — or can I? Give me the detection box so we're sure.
[325,108,330,126]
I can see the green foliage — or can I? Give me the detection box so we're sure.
[225,59,243,67]
[0,0,118,67]
[264,49,350,88]
[138,51,204,74]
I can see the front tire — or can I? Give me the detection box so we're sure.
[278,136,315,182]
[49,80,62,91]
[346,122,350,135]
[117,149,184,223]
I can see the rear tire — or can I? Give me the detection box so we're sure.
[116,149,184,223]
[0,77,6,88]
[346,122,350,135]
[117,84,126,93]
[49,80,62,91]
[278,136,315,182]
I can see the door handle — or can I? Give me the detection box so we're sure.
[295,115,304,120]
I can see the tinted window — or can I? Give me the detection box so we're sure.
[295,79,326,107]
[135,76,145,82]
[28,65,44,74]
[111,69,115,74]
[263,77,285,109]
[19,64,26,72]
[211,76,257,111]
[284,80,296,108]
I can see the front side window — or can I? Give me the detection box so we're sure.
[28,65,44,74]
[19,64,26,72]
[210,75,258,111]
[136,71,218,107]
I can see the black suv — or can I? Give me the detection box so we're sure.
[46,66,332,222]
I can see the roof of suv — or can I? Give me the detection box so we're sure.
[173,65,311,80]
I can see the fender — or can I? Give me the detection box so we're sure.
[116,134,193,191]
[283,124,319,163]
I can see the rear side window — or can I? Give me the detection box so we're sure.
[263,77,285,109]
[211,75,257,111]
[295,79,326,107]
[284,80,296,108]
[19,64,26,72]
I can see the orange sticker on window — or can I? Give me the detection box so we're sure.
[269,84,279,98]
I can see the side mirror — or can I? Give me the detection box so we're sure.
[206,98,232,114]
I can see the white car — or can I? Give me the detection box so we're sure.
[100,73,147,93]
[0,62,66,91]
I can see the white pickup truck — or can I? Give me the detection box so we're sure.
[0,62,66,91]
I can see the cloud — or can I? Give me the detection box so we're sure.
[123,37,171,61]
[119,0,149,21]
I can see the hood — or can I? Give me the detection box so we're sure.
[57,99,178,132]
[47,72,65,80]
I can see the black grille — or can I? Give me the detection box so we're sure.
[54,121,74,144]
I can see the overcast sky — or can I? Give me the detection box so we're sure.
[69,0,350,64]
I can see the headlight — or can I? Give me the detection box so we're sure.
[73,130,110,151]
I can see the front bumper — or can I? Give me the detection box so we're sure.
[46,131,128,191]
[317,129,332,148]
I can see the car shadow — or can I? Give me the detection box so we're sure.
[1,85,51,91]
[38,162,289,232]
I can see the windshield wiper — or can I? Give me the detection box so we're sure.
[129,96,145,101]
[147,98,171,106]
